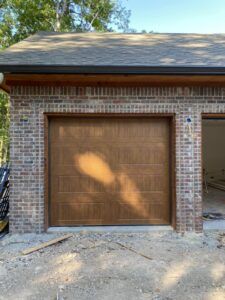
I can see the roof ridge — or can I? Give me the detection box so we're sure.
[34,31,225,36]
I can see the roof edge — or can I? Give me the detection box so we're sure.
[2,65,225,75]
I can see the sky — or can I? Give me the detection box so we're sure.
[122,0,225,33]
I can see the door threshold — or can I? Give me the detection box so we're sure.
[47,225,173,233]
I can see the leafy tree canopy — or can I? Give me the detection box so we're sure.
[0,0,131,163]
[0,0,131,49]
[0,91,9,164]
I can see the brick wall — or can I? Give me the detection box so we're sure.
[9,85,225,233]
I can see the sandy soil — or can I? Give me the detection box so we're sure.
[1,230,225,300]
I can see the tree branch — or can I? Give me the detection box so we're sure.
[88,10,100,30]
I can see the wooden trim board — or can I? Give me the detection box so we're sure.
[5,74,225,89]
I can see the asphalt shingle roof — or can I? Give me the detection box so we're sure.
[1,32,225,68]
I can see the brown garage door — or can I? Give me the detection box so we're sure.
[49,116,171,226]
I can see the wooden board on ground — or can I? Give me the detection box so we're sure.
[115,241,153,261]
[21,234,73,255]
[208,180,225,191]
[0,218,8,232]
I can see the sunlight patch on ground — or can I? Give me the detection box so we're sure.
[34,252,81,284]
[162,261,191,289]
[205,291,225,300]
[210,263,225,281]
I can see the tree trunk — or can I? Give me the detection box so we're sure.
[55,1,61,31]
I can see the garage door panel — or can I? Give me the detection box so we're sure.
[114,146,168,165]
[117,203,168,223]
[52,136,165,147]
[49,117,171,226]
[52,145,168,167]
[53,192,108,203]
[51,164,167,176]
[55,174,167,194]
[58,175,106,193]
[54,120,105,139]
[58,202,105,223]
[51,145,113,167]
[53,191,167,202]
[111,175,166,192]
[51,118,169,138]
[112,164,168,175]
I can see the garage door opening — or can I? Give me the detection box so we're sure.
[202,117,225,229]
[46,115,174,228]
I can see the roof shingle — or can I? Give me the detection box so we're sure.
[1,32,225,68]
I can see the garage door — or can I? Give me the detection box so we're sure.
[49,116,171,226]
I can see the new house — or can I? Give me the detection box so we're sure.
[1,32,225,233]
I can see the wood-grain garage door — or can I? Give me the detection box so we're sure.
[49,116,171,226]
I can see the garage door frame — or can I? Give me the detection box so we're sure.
[44,113,176,230]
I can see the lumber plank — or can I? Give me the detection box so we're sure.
[21,234,73,255]
[6,74,225,88]
[0,218,8,232]
[115,241,153,261]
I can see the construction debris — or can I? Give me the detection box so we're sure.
[0,217,8,232]
[0,164,10,239]
[115,241,153,261]
[21,234,73,255]
[1,231,225,299]
[203,212,225,221]
[217,232,225,248]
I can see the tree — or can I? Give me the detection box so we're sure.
[0,91,9,164]
[0,0,131,49]
[0,0,131,164]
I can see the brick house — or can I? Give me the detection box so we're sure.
[1,32,225,233]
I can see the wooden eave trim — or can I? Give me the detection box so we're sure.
[0,79,10,93]
[5,74,225,87]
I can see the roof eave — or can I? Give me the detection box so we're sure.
[2,65,225,75]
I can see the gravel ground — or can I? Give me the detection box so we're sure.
[1,230,225,300]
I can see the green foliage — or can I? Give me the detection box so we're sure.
[0,91,9,164]
[0,0,131,165]
[0,0,131,48]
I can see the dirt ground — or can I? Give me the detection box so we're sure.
[1,230,225,300]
